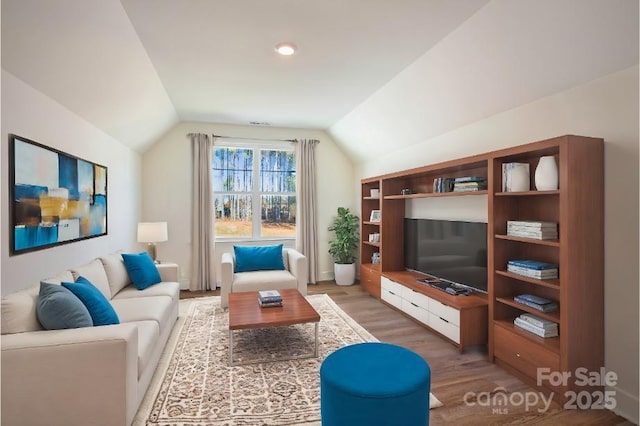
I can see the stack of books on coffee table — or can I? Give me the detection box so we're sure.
[514,313,559,338]
[258,290,283,308]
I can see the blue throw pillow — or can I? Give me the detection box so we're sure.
[62,276,120,326]
[36,282,93,330]
[121,252,162,290]
[234,244,285,273]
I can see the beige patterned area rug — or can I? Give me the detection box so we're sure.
[134,294,441,426]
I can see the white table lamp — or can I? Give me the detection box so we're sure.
[137,222,168,263]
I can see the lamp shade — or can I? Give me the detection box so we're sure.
[137,222,168,243]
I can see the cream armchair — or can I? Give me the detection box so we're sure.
[221,248,308,308]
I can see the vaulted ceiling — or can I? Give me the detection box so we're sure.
[2,0,638,161]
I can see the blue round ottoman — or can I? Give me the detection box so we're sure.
[320,342,431,426]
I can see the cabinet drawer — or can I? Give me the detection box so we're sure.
[494,326,560,381]
[402,286,429,311]
[402,299,429,326]
[428,312,460,343]
[360,266,381,297]
[380,277,403,309]
[360,266,380,285]
[381,287,403,310]
[429,298,460,326]
[381,277,403,295]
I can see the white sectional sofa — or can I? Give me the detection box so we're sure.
[1,252,180,426]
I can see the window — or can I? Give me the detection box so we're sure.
[213,142,296,240]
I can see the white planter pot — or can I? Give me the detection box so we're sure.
[334,263,356,286]
[535,156,559,190]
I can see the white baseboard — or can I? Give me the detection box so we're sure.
[609,385,639,424]
[318,271,334,282]
[179,279,189,290]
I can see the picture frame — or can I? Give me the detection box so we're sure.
[9,134,108,255]
[369,210,381,222]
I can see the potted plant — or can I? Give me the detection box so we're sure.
[328,207,360,285]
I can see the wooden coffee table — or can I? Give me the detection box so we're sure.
[228,289,321,366]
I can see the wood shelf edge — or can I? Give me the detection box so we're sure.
[494,190,560,196]
[361,262,381,272]
[495,270,560,289]
[495,297,560,322]
[384,190,487,200]
[363,241,381,248]
[495,234,560,247]
[493,319,560,354]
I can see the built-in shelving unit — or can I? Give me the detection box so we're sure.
[359,134,604,401]
[360,178,382,298]
[489,135,604,400]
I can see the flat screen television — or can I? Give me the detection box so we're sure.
[404,218,487,293]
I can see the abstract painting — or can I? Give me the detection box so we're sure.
[9,134,107,254]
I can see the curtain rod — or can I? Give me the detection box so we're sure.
[212,134,297,143]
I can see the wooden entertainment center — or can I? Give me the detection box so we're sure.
[360,134,604,398]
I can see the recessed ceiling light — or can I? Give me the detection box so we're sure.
[274,42,297,56]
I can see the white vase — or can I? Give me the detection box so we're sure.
[535,156,559,190]
[334,263,356,286]
[509,164,530,192]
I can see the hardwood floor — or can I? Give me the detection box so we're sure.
[180,283,632,425]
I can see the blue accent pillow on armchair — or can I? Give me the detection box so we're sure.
[122,252,162,289]
[36,282,93,329]
[62,276,120,326]
[234,244,285,273]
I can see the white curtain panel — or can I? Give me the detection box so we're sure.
[189,133,215,291]
[295,139,319,284]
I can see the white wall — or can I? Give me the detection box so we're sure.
[329,0,638,164]
[141,122,354,288]
[349,67,639,422]
[1,70,142,296]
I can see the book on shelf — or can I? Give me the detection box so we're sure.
[515,293,555,305]
[507,220,558,229]
[514,314,559,332]
[454,181,487,188]
[507,259,558,271]
[433,177,455,193]
[502,163,530,192]
[514,317,558,338]
[507,265,558,279]
[258,290,282,304]
[507,222,558,239]
[507,228,557,233]
[259,299,283,308]
[453,176,486,183]
[506,230,558,240]
[507,260,558,270]
[453,181,487,192]
[514,294,559,312]
[453,186,486,192]
[519,313,558,330]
